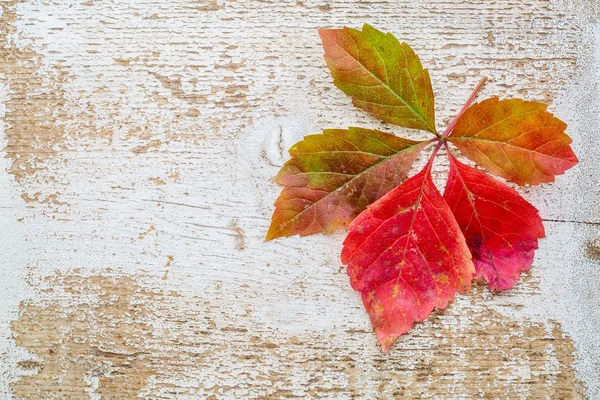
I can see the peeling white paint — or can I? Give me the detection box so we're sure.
[0,0,598,398]
[0,79,35,396]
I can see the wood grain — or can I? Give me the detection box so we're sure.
[0,0,598,398]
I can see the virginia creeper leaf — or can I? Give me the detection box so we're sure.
[266,127,429,240]
[443,153,545,290]
[447,97,578,185]
[319,24,437,134]
[266,24,580,349]
[341,162,474,352]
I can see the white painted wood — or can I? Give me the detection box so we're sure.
[0,0,598,398]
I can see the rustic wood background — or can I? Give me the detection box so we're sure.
[1,0,599,398]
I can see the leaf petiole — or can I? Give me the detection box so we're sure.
[441,77,488,138]
[427,77,487,170]
[424,139,445,172]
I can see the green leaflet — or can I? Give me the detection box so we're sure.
[319,24,437,134]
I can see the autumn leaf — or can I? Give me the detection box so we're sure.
[443,153,545,290]
[266,24,579,351]
[266,127,429,240]
[319,24,437,134]
[447,97,578,185]
[341,159,474,352]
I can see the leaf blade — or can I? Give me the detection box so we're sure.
[447,97,578,185]
[443,154,545,290]
[341,163,474,352]
[266,127,429,240]
[319,24,437,134]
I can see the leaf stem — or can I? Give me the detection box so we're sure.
[425,140,444,172]
[441,77,488,138]
[432,140,444,157]
[426,77,487,174]
[443,141,454,163]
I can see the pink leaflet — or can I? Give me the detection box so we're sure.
[443,153,545,290]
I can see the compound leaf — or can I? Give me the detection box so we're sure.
[265,24,580,350]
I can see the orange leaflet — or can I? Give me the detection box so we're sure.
[266,128,429,240]
[443,153,545,290]
[341,156,474,352]
[319,24,437,134]
[447,97,578,185]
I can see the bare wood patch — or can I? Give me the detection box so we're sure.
[0,1,68,186]
[10,271,584,399]
[11,273,158,399]
[1,0,596,397]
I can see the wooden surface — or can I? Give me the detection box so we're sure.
[0,0,599,398]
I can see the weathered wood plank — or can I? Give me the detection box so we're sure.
[0,0,599,398]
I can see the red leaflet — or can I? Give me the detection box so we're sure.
[341,157,474,352]
[443,153,545,290]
